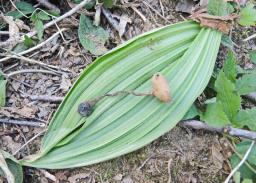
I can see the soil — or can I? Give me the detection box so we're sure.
[0,0,255,183]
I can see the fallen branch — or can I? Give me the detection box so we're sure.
[180,120,256,140]
[5,69,61,78]
[0,118,45,127]
[27,94,64,102]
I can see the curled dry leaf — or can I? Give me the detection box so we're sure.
[0,14,20,49]
[151,73,171,103]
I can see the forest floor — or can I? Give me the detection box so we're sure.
[0,0,255,182]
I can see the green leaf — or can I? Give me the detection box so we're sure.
[0,150,23,183]
[207,0,234,16]
[242,179,253,183]
[0,74,7,107]
[182,104,199,120]
[231,140,256,180]
[24,35,34,47]
[78,15,109,55]
[73,0,96,10]
[221,34,234,49]
[35,19,44,40]
[6,1,35,19]
[201,102,230,127]
[239,3,256,26]
[215,71,241,120]
[21,21,222,169]
[103,0,113,8]
[223,49,237,83]
[234,108,256,131]
[249,50,256,64]
[37,11,51,21]
[236,73,256,95]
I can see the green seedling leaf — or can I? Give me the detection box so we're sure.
[236,73,256,95]
[223,49,237,83]
[20,21,222,169]
[37,11,51,21]
[221,34,234,49]
[0,72,7,107]
[249,50,256,64]
[102,0,113,8]
[234,172,241,183]
[182,104,199,120]
[35,19,44,40]
[78,15,109,55]
[207,0,234,16]
[0,150,23,183]
[201,102,230,127]
[239,3,256,26]
[24,35,34,47]
[6,1,35,19]
[231,140,256,180]
[215,71,241,120]
[234,108,256,130]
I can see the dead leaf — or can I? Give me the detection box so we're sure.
[68,173,90,183]
[59,74,72,92]
[0,14,20,49]
[151,73,171,103]
[113,174,123,181]
[190,11,238,34]
[2,136,21,155]
[122,176,133,183]
[176,0,197,13]
[0,106,37,118]
[211,140,224,170]
[118,14,131,37]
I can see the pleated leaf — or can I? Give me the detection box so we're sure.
[21,21,221,169]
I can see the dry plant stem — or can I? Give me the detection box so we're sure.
[229,140,256,174]
[0,152,15,183]
[101,7,120,32]
[131,6,147,22]
[243,33,256,42]
[9,54,71,72]
[142,1,171,23]
[0,28,67,63]
[88,90,152,106]
[181,120,256,140]
[0,118,45,127]
[36,0,60,12]
[27,94,63,102]
[224,140,255,183]
[13,129,47,156]
[24,0,91,39]
[6,69,60,78]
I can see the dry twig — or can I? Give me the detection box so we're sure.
[26,94,63,102]
[0,118,45,127]
[180,120,256,140]
[224,140,255,183]
[35,0,60,12]
[5,69,60,78]
[0,28,67,63]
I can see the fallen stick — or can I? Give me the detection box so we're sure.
[5,69,61,78]
[180,120,256,140]
[0,118,45,127]
[27,95,64,102]
[0,28,66,63]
